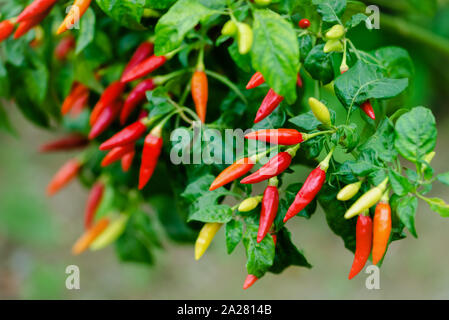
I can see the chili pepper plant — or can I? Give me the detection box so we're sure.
[1,0,449,290]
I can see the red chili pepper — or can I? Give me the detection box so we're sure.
[240,146,299,184]
[54,35,76,60]
[121,150,135,172]
[88,100,123,140]
[16,0,57,23]
[69,90,90,117]
[99,120,147,151]
[298,19,311,29]
[101,143,135,167]
[348,213,373,279]
[14,8,52,39]
[84,182,104,229]
[246,71,265,90]
[0,20,15,43]
[61,83,89,115]
[120,55,167,84]
[283,150,333,222]
[120,79,155,125]
[245,129,304,145]
[257,178,279,243]
[297,73,303,88]
[90,81,125,125]
[209,157,255,191]
[138,126,163,190]
[39,134,88,152]
[254,89,284,123]
[47,158,82,196]
[191,70,208,123]
[372,200,391,265]
[360,100,375,120]
[122,42,154,76]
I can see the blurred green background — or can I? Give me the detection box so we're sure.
[2,1,449,299]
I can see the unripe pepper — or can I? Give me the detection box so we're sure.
[47,158,82,196]
[254,0,271,5]
[209,156,256,191]
[90,214,129,250]
[344,178,389,219]
[88,99,123,140]
[298,19,310,29]
[72,217,109,255]
[337,181,362,201]
[121,150,135,172]
[360,100,376,120]
[101,143,135,167]
[0,20,15,42]
[238,196,263,212]
[54,35,76,60]
[17,0,58,23]
[323,39,344,53]
[326,24,345,40]
[308,97,332,127]
[57,0,92,35]
[237,23,253,55]
[191,70,208,123]
[120,79,155,125]
[120,55,167,83]
[257,178,279,243]
[245,129,304,145]
[254,89,284,123]
[348,211,372,279]
[221,20,237,36]
[84,182,104,229]
[372,194,391,265]
[14,8,52,39]
[138,125,163,190]
[99,119,148,150]
[241,145,300,184]
[122,42,154,76]
[284,149,334,222]
[246,71,265,90]
[195,222,222,260]
[39,134,88,152]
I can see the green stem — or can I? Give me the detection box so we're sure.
[205,69,248,104]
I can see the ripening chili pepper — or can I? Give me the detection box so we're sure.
[284,149,334,222]
[326,24,345,40]
[61,83,89,115]
[69,90,89,117]
[254,89,284,123]
[238,195,263,212]
[237,22,253,55]
[195,222,222,260]
[54,35,76,60]
[209,156,256,191]
[57,0,92,35]
[39,134,88,152]
[360,100,376,120]
[88,100,123,140]
[120,55,167,84]
[221,20,237,36]
[16,0,57,23]
[99,120,147,150]
[348,212,372,280]
[337,181,362,201]
[47,158,82,196]
[191,70,208,123]
[121,150,135,172]
[245,129,304,145]
[246,72,265,90]
[72,217,109,255]
[372,194,391,265]
[323,39,343,53]
[120,79,155,125]
[298,18,310,29]
[241,145,299,185]
[90,215,129,251]
[344,178,389,219]
[122,42,154,76]
[138,125,163,190]
[0,20,15,43]
[84,182,104,229]
[257,178,279,243]
[308,97,332,127]
[14,8,51,39]
[101,143,135,167]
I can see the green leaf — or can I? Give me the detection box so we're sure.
[336,124,359,153]
[359,119,397,163]
[334,61,409,112]
[24,56,48,105]
[225,219,244,254]
[146,0,176,9]
[0,101,15,135]
[243,224,275,278]
[0,57,9,98]
[269,227,311,274]
[251,9,300,104]
[437,172,449,186]
[370,46,414,79]
[289,110,321,131]
[188,204,233,223]
[298,34,314,62]
[75,8,96,54]
[423,197,449,217]
[395,195,418,238]
[388,170,413,196]
[394,107,437,163]
[304,44,335,84]
[154,0,218,55]
[96,0,146,30]
[312,0,346,23]
[228,42,252,72]
[345,13,368,28]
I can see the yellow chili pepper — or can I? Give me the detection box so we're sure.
[195,222,222,260]
[324,39,344,53]
[237,23,253,55]
[344,178,389,219]
[326,24,345,40]
[90,214,129,251]
[238,196,263,212]
[221,20,237,36]
[308,97,332,127]
[337,181,362,201]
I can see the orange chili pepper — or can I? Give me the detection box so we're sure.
[72,217,109,255]
[191,70,208,123]
[372,196,392,265]
[57,0,92,35]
